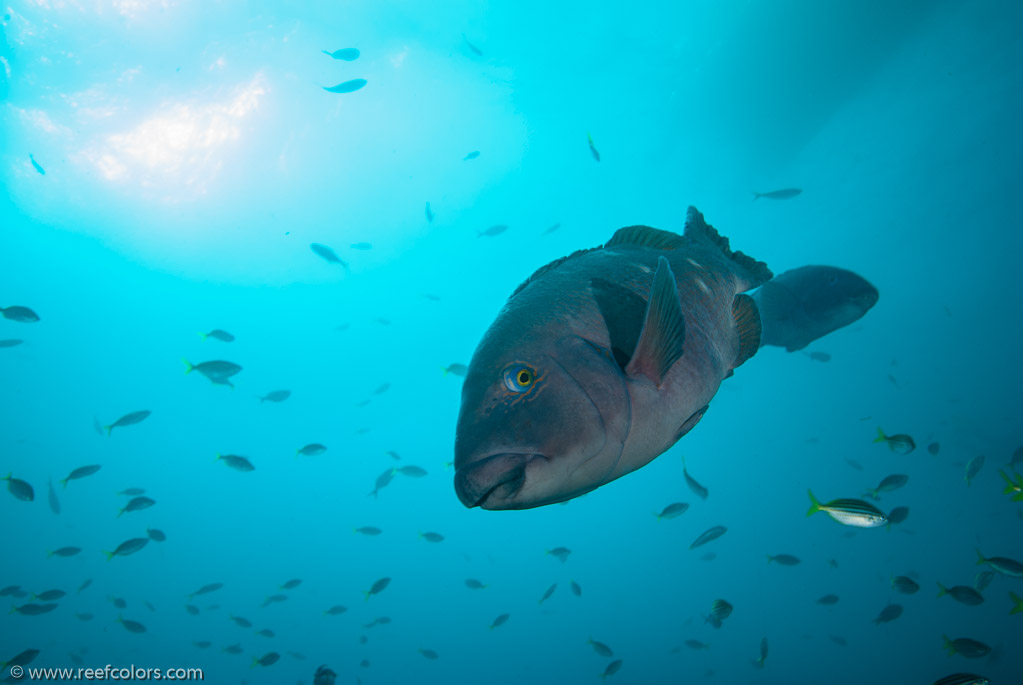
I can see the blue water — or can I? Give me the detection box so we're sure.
[2,1,1022,683]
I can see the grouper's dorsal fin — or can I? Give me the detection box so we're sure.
[509,247,599,298]
[605,225,688,251]
[732,293,761,368]
[590,277,647,370]
[625,256,685,386]
[683,206,773,289]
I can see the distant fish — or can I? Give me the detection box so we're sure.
[464,579,487,590]
[33,589,65,601]
[255,628,274,637]
[370,468,395,497]
[538,583,557,604]
[117,616,146,633]
[927,442,941,456]
[3,473,34,502]
[752,188,801,201]
[363,577,390,600]
[199,329,234,342]
[886,506,909,527]
[489,613,510,630]
[48,546,81,558]
[829,635,847,647]
[118,496,155,517]
[259,390,291,403]
[807,490,887,528]
[655,502,689,521]
[807,351,832,362]
[685,639,710,650]
[110,597,127,609]
[941,636,990,658]
[419,531,444,543]
[871,603,903,625]
[964,455,985,486]
[766,554,801,566]
[322,48,360,61]
[397,465,427,477]
[816,594,840,605]
[863,474,909,500]
[586,133,600,162]
[937,582,984,606]
[104,537,149,560]
[189,583,224,599]
[689,526,727,549]
[350,242,373,250]
[323,79,367,94]
[975,549,1023,577]
[47,479,61,514]
[118,488,145,496]
[222,644,243,655]
[872,427,916,455]
[12,603,57,616]
[61,465,101,487]
[546,547,571,563]
[463,150,480,160]
[193,640,212,648]
[252,652,280,667]
[296,443,327,457]
[0,305,40,322]
[216,454,254,472]
[0,338,23,347]
[442,363,468,377]
[681,457,708,500]
[418,648,439,660]
[422,293,441,301]
[543,223,561,235]
[570,580,582,596]
[103,410,152,436]
[324,605,346,616]
[1,648,40,669]
[462,34,483,56]
[310,243,350,271]
[29,153,45,175]
[891,575,920,594]
[587,638,613,657]
[705,599,733,628]
[230,615,252,627]
[752,265,877,352]
[844,458,864,471]
[354,526,382,536]
[751,637,768,668]
[477,224,507,237]
[280,579,302,590]
[600,659,622,680]
[425,202,434,222]
[974,571,994,592]
[185,604,200,616]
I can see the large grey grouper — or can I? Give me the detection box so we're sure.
[454,207,773,510]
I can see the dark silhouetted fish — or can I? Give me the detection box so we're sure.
[48,547,81,558]
[252,652,279,667]
[600,659,622,679]
[891,576,919,594]
[976,550,1023,577]
[655,502,688,520]
[489,613,510,629]
[690,526,727,549]
[931,675,989,685]
[104,537,149,560]
[871,603,903,625]
[752,266,877,351]
[767,554,800,566]
[477,224,508,238]
[322,48,359,60]
[29,154,45,175]
[61,465,101,487]
[463,150,480,160]
[363,577,390,600]
[310,243,350,271]
[872,428,915,455]
[587,133,600,162]
[0,339,23,347]
[681,457,708,500]
[259,390,290,403]
[199,329,234,342]
[462,34,483,56]
[863,474,908,500]
[941,636,990,658]
[937,583,984,606]
[816,594,839,605]
[0,306,40,322]
[103,411,151,436]
[3,473,34,502]
[47,479,61,514]
[118,496,155,517]
[425,202,434,222]
[323,79,366,93]
[964,455,984,486]
[752,188,801,201]
[442,363,468,377]
[217,454,255,472]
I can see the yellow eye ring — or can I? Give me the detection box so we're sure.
[503,365,535,393]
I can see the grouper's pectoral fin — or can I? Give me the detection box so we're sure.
[732,293,762,368]
[590,277,647,370]
[624,256,685,386]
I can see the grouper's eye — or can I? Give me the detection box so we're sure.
[503,364,536,392]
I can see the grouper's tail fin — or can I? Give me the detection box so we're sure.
[682,206,773,290]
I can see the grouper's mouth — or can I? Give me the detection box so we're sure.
[454,453,545,509]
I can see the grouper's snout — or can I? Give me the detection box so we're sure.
[454,453,529,508]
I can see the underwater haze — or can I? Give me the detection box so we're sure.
[2,1,1023,684]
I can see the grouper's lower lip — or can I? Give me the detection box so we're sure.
[454,453,542,509]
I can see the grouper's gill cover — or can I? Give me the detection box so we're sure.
[454,207,771,510]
